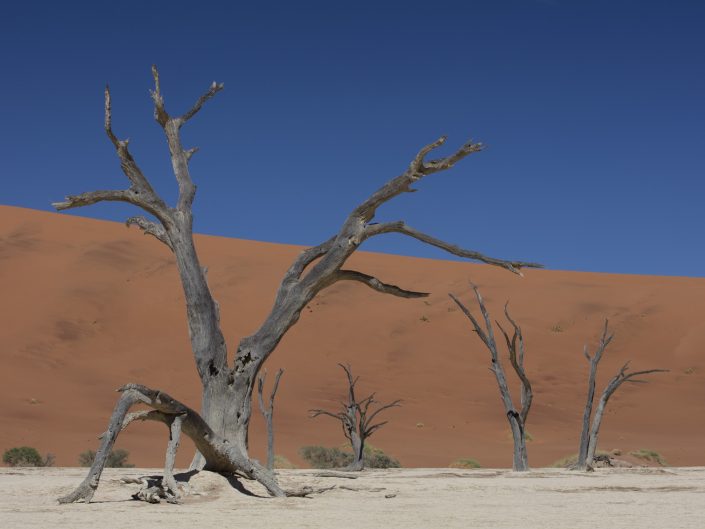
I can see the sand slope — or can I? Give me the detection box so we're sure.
[1,205,704,469]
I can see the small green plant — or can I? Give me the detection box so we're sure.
[550,323,564,333]
[299,444,400,469]
[273,454,297,469]
[550,450,611,468]
[630,449,667,466]
[3,446,54,467]
[78,448,134,468]
[299,446,352,469]
[449,457,481,469]
[420,315,430,322]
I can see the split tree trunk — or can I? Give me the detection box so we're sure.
[450,284,533,472]
[54,66,540,500]
[574,321,667,470]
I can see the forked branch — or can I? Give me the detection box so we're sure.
[309,364,400,471]
[450,282,532,471]
[574,321,667,470]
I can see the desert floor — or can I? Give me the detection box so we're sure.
[1,467,704,529]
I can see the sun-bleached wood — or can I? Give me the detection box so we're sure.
[310,364,401,471]
[574,321,667,470]
[450,283,533,471]
[257,368,284,471]
[54,66,540,501]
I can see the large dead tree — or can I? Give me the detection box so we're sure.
[54,66,540,502]
[450,283,532,471]
[574,321,667,470]
[257,368,284,471]
[310,364,401,471]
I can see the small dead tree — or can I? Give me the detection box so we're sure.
[257,368,284,471]
[54,66,540,502]
[309,364,401,471]
[450,283,532,471]
[575,320,667,470]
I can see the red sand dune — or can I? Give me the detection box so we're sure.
[1,205,703,469]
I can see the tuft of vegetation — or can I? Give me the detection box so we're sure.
[550,450,611,468]
[273,454,297,469]
[550,323,564,333]
[299,444,400,469]
[684,367,696,375]
[3,446,54,467]
[449,457,481,469]
[78,448,134,468]
[630,449,667,466]
[420,315,430,322]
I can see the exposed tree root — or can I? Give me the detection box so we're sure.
[58,383,285,504]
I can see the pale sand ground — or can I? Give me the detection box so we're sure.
[1,467,704,529]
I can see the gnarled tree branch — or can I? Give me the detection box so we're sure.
[334,270,429,298]
[574,321,667,470]
[450,282,532,471]
[126,216,173,250]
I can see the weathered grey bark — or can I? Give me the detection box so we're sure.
[571,322,668,470]
[310,364,401,471]
[450,283,533,471]
[54,66,540,500]
[575,320,613,470]
[257,368,284,471]
[58,384,285,503]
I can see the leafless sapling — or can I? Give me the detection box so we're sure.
[574,320,668,470]
[309,364,401,471]
[257,368,284,471]
[54,66,540,502]
[450,283,532,471]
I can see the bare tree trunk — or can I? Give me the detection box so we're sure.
[450,284,533,472]
[570,321,667,470]
[58,384,285,504]
[54,66,540,501]
[310,364,400,471]
[585,362,667,467]
[575,322,613,470]
[258,369,284,471]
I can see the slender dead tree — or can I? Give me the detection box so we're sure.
[574,321,667,470]
[54,66,540,502]
[257,368,284,471]
[450,283,532,471]
[309,364,401,471]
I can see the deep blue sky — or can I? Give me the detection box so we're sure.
[1,1,704,276]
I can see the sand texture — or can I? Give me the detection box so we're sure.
[1,205,704,470]
[1,467,704,529]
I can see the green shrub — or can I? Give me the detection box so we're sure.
[449,457,481,469]
[299,446,352,469]
[550,450,611,468]
[363,445,401,468]
[78,448,134,468]
[630,449,667,466]
[3,446,54,467]
[299,444,400,469]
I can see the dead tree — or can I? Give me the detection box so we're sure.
[257,368,284,471]
[450,283,532,471]
[309,364,401,471]
[575,321,667,470]
[54,66,540,502]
